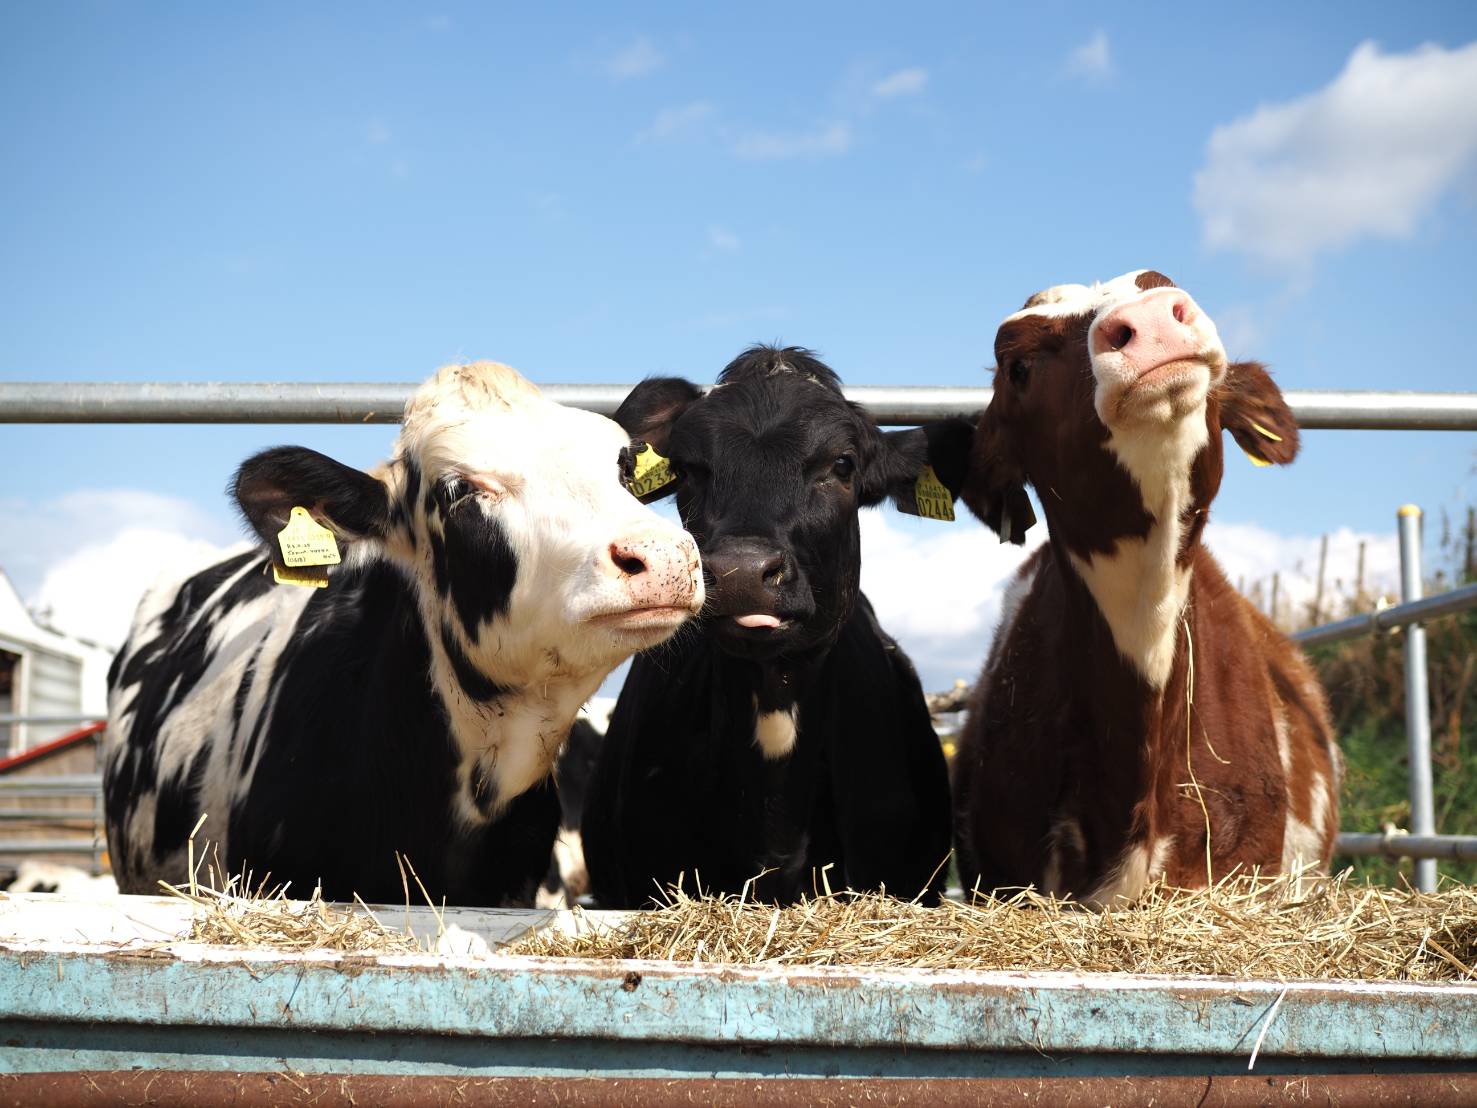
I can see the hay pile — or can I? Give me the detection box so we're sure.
[161,878,421,954]
[514,870,1477,982]
[156,822,422,954]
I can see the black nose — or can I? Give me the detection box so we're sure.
[704,538,789,613]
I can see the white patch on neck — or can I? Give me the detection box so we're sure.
[1084,835,1174,908]
[753,699,799,760]
[448,671,604,827]
[1067,413,1208,690]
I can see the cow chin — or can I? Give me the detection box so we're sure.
[1098,359,1218,428]
[587,606,694,651]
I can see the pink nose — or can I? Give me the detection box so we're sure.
[1091,288,1203,375]
[606,531,701,609]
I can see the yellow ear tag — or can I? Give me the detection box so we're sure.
[628,444,677,499]
[1249,420,1283,443]
[276,506,341,568]
[913,465,956,522]
[272,563,329,589]
[1241,446,1272,468]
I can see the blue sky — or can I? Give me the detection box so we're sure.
[2,4,1475,684]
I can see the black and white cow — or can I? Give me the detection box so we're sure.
[104,362,703,906]
[582,346,971,906]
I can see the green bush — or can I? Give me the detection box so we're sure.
[1316,602,1477,886]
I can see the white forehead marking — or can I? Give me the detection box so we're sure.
[394,361,629,488]
[1002,269,1152,324]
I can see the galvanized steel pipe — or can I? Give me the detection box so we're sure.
[2,381,1477,428]
[1336,832,1477,861]
[1397,506,1439,893]
[1291,581,1477,647]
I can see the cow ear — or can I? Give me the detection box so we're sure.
[1219,361,1299,467]
[960,402,1036,544]
[863,417,976,512]
[613,377,704,456]
[234,446,392,558]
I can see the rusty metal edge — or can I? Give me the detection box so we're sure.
[4,1072,1476,1108]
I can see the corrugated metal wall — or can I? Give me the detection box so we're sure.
[23,647,83,748]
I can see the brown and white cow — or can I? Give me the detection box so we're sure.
[954,270,1341,905]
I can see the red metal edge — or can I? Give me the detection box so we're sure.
[0,721,105,775]
[1,1073,1473,1108]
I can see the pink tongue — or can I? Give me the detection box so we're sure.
[734,613,781,629]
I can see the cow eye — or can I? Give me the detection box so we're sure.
[617,446,636,489]
[434,475,476,515]
[1007,358,1031,388]
[832,455,856,481]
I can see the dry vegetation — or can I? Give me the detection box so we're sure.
[148,842,1477,983]
[514,869,1477,983]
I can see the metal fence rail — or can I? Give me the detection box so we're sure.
[0,774,106,873]
[3,381,1477,429]
[1293,581,1477,648]
[1296,505,1477,889]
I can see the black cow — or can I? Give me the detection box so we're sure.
[582,346,971,906]
[103,362,702,907]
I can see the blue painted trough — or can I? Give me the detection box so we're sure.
[0,891,1474,1090]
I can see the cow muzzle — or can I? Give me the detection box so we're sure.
[588,527,704,636]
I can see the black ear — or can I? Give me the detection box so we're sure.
[613,377,704,456]
[1218,361,1299,467]
[233,446,391,557]
[861,417,977,511]
[960,403,1035,544]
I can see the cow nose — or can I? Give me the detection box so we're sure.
[604,529,702,608]
[705,540,789,613]
[608,540,648,577]
[1091,288,1202,370]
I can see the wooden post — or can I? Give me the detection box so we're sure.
[1311,533,1329,627]
[1270,572,1281,627]
[1466,506,1475,582]
[1356,541,1367,609]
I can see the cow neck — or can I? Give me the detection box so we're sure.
[714,637,833,763]
[1055,415,1208,694]
[1041,508,1203,906]
[413,582,604,831]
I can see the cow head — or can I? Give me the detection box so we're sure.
[233,363,704,692]
[615,346,973,661]
[965,270,1298,558]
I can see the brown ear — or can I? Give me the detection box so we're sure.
[1219,361,1299,467]
[960,401,1035,544]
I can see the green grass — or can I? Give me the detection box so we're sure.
[1319,601,1477,886]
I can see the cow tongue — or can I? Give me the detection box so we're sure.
[734,613,781,629]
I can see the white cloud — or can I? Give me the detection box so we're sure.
[707,225,741,251]
[872,67,928,99]
[1193,39,1477,268]
[733,122,852,161]
[604,35,664,80]
[636,101,715,144]
[0,490,242,649]
[1064,30,1112,82]
[860,511,1042,691]
[1204,521,1401,628]
[34,529,245,648]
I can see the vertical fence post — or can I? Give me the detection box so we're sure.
[1397,505,1437,892]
